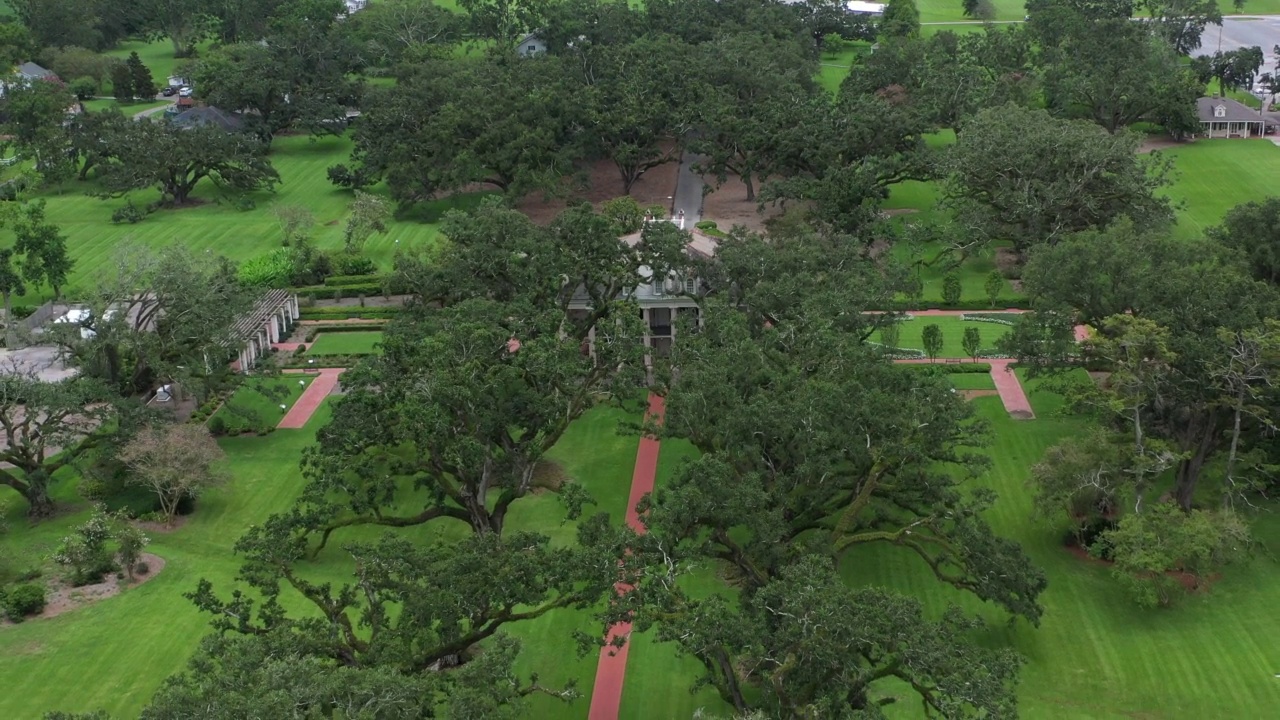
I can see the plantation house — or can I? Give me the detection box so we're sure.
[1196,96,1264,138]
[568,225,717,381]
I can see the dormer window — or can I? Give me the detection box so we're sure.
[1214,105,1227,118]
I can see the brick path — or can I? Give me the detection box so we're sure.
[277,368,344,429]
[894,358,1034,419]
[588,394,665,720]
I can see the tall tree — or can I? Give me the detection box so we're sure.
[1212,198,1280,285]
[96,121,279,206]
[943,104,1174,254]
[138,0,218,57]
[295,201,687,547]
[0,375,125,518]
[1192,46,1266,96]
[109,62,135,102]
[880,0,920,39]
[125,51,158,99]
[0,76,77,179]
[613,232,1043,714]
[58,244,252,400]
[457,0,548,47]
[0,201,72,346]
[688,33,818,202]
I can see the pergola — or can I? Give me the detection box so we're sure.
[233,290,299,372]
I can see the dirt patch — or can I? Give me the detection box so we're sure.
[133,516,189,534]
[530,459,571,492]
[959,389,999,400]
[515,143,682,225]
[1137,135,1184,154]
[883,208,919,217]
[1063,545,1218,592]
[2,552,167,627]
[1009,409,1035,420]
[700,174,788,234]
[1087,370,1112,386]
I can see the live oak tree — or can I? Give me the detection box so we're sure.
[1211,198,1280,285]
[181,516,628,715]
[294,201,686,546]
[96,121,279,206]
[137,0,218,57]
[1009,223,1280,510]
[120,422,227,526]
[0,201,73,347]
[64,244,253,399]
[187,2,362,142]
[1192,47,1265,96]
[458,0,548,47]
[0,75,77,181]
[348,0,459,67]
[335,54,581,204]
[0,375,124,518]
[688,32,818,202]
[618,234,1043,714]
[943,104,1174,254]
[880,0,920,39]
[577,36,689,195]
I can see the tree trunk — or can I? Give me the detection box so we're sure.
[1223,397,1244,509]
[3,291,15,350]
[743,172,755,202]
[22,475,54,519]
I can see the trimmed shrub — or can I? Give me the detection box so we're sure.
[324,274,381,287]
[207,415,228,436]
[3,583,46,621]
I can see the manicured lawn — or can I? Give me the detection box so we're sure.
[875,314,1012,357]
[208,376,312,433]
[31,133,491,300]
[80,98,172,115]
[917,0,1025,22]
[0,400,649,719]
[1161,140,1280,239]
[305,331,384,355]
[103,40,206,90]
[841,378,1280,719]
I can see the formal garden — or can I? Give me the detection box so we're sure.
[4,0,1280,718]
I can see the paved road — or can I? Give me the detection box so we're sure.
[1193,16,1280,68]
[671,150,705,226]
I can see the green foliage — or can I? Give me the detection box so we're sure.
[879,318,901,349]
[1096,502,1252,608]
[237,248,294,287]
[68,76,98,101]
[985,269,1004,307]
[125,51,156,100]
[921,322,944,360]
[53,506,118,586]
[944,105,1174,253]
[1211,197,1280,285]
[941,272,962,305]
[2,582,46,621]
[881,0,921,38]
[962,325,982,361]
[206,415,227,436]
[601,196,645,234]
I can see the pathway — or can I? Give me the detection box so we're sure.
[587,393,665,720]
[894,358,1034,419]
[272,342,305,352]
[672,149,705,224]
[277,368,344,429]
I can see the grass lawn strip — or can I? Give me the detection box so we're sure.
[208,376,312,434]
[875,314,1011,358]
[306,331,384,355]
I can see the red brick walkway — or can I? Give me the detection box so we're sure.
[894,358,1034,419]
[277,368,344,429]
[588,393,665,720]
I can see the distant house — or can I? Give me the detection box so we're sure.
[16,62,56,82]
[170,106,245,132]
[1196,96,1264,138]
[845,1,886,14]
[517,31,548,56]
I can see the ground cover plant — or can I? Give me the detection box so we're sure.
[207,376,311,435]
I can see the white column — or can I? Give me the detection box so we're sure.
[291,295,300,320]
[588,325,597,360]
[642,308,652,384]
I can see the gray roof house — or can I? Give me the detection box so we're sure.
[16,62,55,81]
[1197,96,1264,138]
[517,31,548,56]
[170,106,246,132]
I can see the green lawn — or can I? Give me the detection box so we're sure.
[1161,140,1280,239]
[876,314,1013,357]
[842,378,1280,719]
[31,133,490,300]
[208,376,312,433]
[305,331,384,355]
[917,0,1280,23]
[0,399,649,719]
[80,98,172,115]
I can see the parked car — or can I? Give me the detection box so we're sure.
[178,87,192,98]
[161,86,176,97]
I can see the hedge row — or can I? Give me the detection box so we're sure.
[299,307,400,320]
[296,283,384,300]
[324,274,381,287]
[303,323,388,342]
[900,362,994,373]
[889,298,1030,312]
